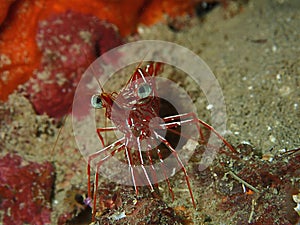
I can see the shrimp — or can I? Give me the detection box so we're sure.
[87,62,236,221]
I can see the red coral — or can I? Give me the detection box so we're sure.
[0,0,221,103]
[0,154,55,225]
[25,11,123,118]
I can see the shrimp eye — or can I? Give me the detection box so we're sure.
[137,83,152,99]
[91,94,103,109]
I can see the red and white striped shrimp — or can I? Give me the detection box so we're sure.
[86,62,237,221]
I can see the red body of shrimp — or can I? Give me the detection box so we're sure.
[87,62,236,221]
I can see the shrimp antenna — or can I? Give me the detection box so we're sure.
[90,63,105,93]
[125,50,151,87]
[82,49,105,93]
[49,109,70,160]
[51,47,107,160]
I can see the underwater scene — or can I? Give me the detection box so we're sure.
[0,0,299,224]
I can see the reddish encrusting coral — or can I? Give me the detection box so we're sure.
[25,10,122,118]
[0,154,55,225]
[0,0,43,102]
[0,0,218,105]
[0,0,15,25]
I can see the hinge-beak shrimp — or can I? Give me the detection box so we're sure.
[87,62,236,221]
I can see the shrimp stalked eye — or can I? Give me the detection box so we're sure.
[137,83,152,99]
[91,94,103,109]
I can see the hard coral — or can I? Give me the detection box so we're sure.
[0,153,55,225]
[25,10,122,118]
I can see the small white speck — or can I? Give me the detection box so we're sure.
[61,55,67,62]
[79,31,92,44]
[234,131,240,135]
[276,74,281,80]
[272,45,277,52]
[110,211,126,221]
[269,135,276,143]
[241,141,252,145]
[294,103,298,110]
[171,168,176,176]
[292,194,300,216]
[7,208,11,216]
[278,148,286,154]
[242,76,247,81]
[0,54,12,67]
[206,104,213,110]
[1,71,9,83]
[242,183,246,193]
[248,86,253,90]
[137,26,144,34]
[267,126,272,131]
